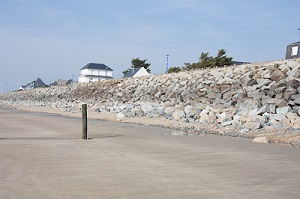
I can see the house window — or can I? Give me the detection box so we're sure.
[292,46,298,56]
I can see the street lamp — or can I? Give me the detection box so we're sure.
[166,54,169,73]
[105,66,108,80]
[298,28,300,41]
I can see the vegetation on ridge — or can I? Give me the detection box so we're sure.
[168,49,233,73]
[184,49,233,70]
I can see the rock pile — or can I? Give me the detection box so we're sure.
[1,59,300,146]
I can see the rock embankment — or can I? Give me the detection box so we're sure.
[1,59,300,147]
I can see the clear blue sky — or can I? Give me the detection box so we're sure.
[0,0,299,93]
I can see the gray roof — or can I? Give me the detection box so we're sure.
[287,41,300,47]
[123,67,143,78]
[231,61,251,66]
[33,78,47,88]
[21,78,47,89]
[80,63,113,71]
[50,79,72,86]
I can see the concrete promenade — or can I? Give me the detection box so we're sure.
[0,107,299,198]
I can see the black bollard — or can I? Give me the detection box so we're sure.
[82,104,87,139]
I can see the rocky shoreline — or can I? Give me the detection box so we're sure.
[1,59,300,147]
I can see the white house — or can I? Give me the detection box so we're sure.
[78,63,113,83]
[123,67,150,78]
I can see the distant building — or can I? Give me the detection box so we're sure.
[123,67,150,78]
[50,79,73,86]
[286,42,300,59]
[231,61,251,66]
[19,78,47,90]
[78,63,113,83]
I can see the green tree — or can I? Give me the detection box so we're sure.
[131,58,151,73]
[123,58,151,76]
[167,66,182,73]
[122,69,129,75]
[214,49,232,67]
[183,49,232,70]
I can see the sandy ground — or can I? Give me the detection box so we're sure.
[0,107,300,199]
[9,105,300,146]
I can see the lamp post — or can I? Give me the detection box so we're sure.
[298,28,300,41]
[105,66,108,80]
[166,54,169,73]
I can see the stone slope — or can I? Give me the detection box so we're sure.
[1,59,300,146]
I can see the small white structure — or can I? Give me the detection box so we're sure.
[78,63,113,83]
[123,67,150,78]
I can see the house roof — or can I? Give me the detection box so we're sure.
[123,67,144,78]
[287,41,300,46]
[231,61,251,66]
[80,63,113,71]
[20,78,47,89]
[33,78,47,87]
[50,79,72,86]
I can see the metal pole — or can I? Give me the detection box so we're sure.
[82,104,87,139]
[166,54,169,73]
[106,67,107,80]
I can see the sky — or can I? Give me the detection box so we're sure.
[0,0,299,93]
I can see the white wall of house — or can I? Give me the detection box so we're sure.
[133,67,150,77]
[79,69,113,83]
[80,69,112,77]
[78,76,90,83]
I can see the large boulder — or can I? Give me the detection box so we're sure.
[243,121,262,129]
[276,106,292,114]
[270,70,287,81]
[173,109,185,121]
[252,137,269,144]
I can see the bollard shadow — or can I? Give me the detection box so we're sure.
[0,134,124,141]
[87,134,124,140]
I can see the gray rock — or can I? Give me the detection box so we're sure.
[269,113,286,121]
[184,105,200,117]
[217,76,233,84]
[140,102,154,113]
[291,94,300,100]
[222,120,232,127]
[294,141,300,148]
[170,131,187,136]
[276,106,292,114]
[117,112,125,119]
[164,106,175,116]
[252,137,269,144]
[279,64,290,72]
[243,121,262,129]
[115,92,123,97]
[265,103,276,114]
[173,109,185,121]
[240,128,249,133]
[287,69,300,78]
[256,79,271,88]
[295,98,300,105]
[287,60,300,68]
[247,79,257,86]
[271,70,287,81]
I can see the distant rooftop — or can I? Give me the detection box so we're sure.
[80,63,113,71]
[123,67,143,78]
